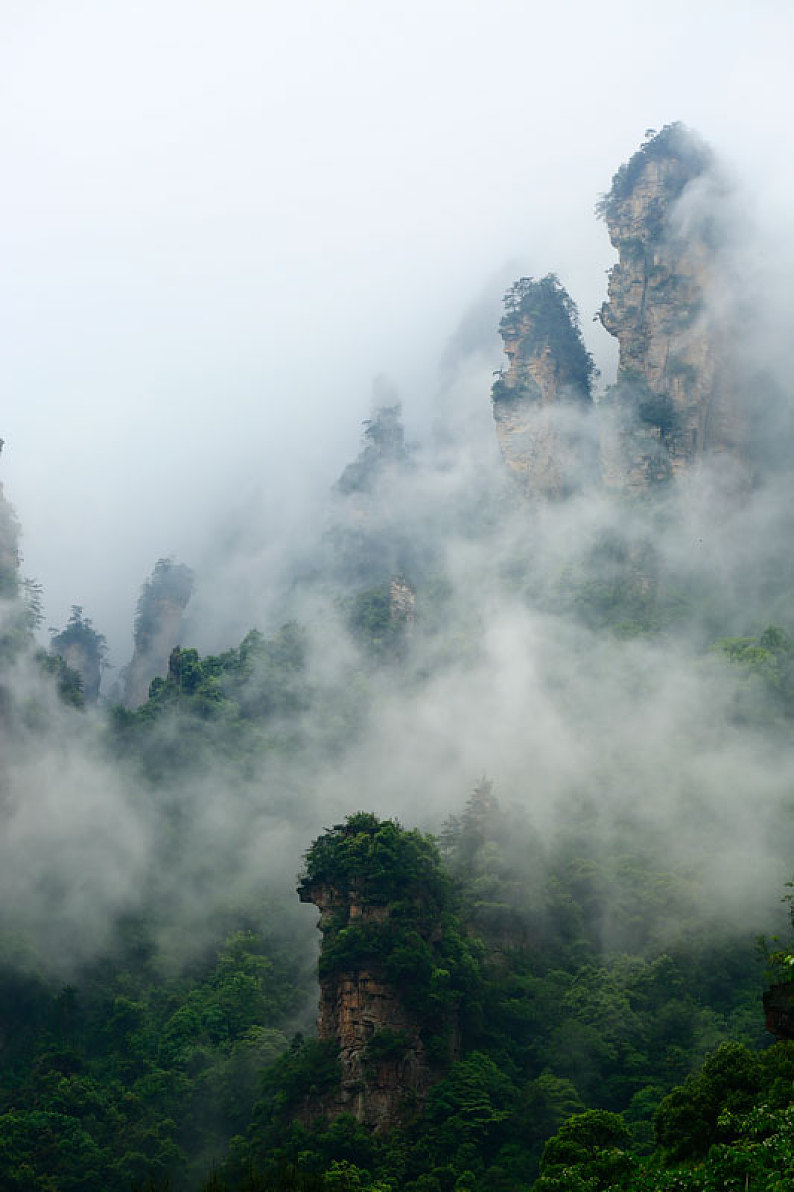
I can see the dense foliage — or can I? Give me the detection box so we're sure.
[49,605,107,702]
[0,925,302,1191]
[3,350,794,1191]
[110,623,311,781]
[492,275,596,402]
[300,814,449,907]
[0,652,789,1192]
[299,814,482,1038]
[214,793,777,1192]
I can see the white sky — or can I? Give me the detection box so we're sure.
[2,0,793,661]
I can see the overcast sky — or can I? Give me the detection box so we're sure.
[2,0,793,662]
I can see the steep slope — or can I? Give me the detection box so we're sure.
[597,123,747,488]
[491,275,597,496]
[298,814,474,1130]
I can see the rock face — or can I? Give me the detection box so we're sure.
[122,558,193,708]
[298,815,465,1131]
[597,124,747,488]
[491,276,597,496]
[298,880,437,1130]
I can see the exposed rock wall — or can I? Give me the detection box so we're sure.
[597,125,747,489]
[298,879,440,1130]
[491,276,597,497]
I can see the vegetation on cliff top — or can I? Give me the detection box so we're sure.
[492,275,596,403]
[132,557,195,652]
[299,813,449,907]
[299,814,482,1034]
[595,122,713,223]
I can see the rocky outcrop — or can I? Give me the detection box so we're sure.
[299,880,437,1129]
[49,607,105,705]
[597,124,747,488]
[298,814,465,1131]
[491,276,598,496]
[122,558,193,708]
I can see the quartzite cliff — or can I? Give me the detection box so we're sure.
[298,815,463,1131]
[597,124,748,489]
[491,275,598,497]
[492,124,750,495]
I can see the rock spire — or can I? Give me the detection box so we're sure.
[491,275,598,496]
[597,123,747,488]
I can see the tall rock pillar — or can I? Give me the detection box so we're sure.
[597,124,748,489]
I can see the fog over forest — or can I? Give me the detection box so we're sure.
[3,6,794,1190]
[3,0,794,660]
[3,108,794,971]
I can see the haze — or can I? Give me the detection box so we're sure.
[2,0,793,662]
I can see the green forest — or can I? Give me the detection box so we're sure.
[3,466,794,1190]
[4,123,794,1192]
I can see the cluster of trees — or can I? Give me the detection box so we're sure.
[110,623,311,782]
[594,123,713,224]
[299,813,481,1040]
[2,577,792,1189]
[3,424,794,1190]
[0,925,303,1191]
[212,798,781,1191]
[492,275,596,403]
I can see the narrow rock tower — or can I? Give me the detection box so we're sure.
[597,123,747,488]
[491,275,598,496]
[298,813,473,1130]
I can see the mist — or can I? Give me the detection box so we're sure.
[1,1,794,1005]
[2,0,793,661]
